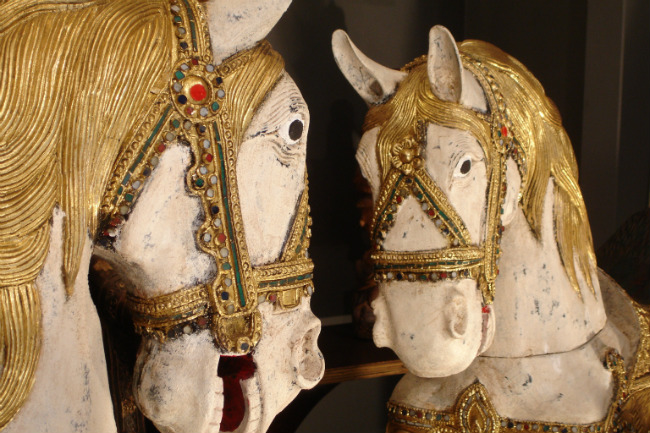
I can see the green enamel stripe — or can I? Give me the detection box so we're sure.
[124,104,172,178]
[374,174,404,241]
[258,272,313,288]
[215,123,246,307]
[181,0,198,51]
[413,177,467,243]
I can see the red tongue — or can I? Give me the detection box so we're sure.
[218,354,257,432]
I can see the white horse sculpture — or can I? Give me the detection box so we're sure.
[0,1,323,432]
[333,25,650,431]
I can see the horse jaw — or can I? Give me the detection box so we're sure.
[204,0,292,64]
[483,178,607,357]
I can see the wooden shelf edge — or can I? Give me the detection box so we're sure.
[319,359,407,385]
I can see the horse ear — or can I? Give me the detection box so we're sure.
[206,0,293,64]
[332,29,407,105]
[427,25,463,103]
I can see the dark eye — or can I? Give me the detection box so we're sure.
[460,159,471,174]
[289,119,304,141]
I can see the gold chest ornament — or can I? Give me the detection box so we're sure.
[98,0,314,354]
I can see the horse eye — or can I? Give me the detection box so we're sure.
[460,159,471,175]
[288,119,303,141]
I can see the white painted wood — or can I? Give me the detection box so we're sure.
[332,29,406,105]
[4,209,116,433]
[389,272,632,423]
[205,0,293,65]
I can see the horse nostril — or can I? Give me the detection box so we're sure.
[296,324,324,388]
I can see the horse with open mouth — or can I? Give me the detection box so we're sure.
[333,25,650,431]
[0,1,324,432]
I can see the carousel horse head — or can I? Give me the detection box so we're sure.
[0,0,323,432]
[333,26,606,378]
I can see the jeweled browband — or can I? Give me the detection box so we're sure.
[370,54,526,305]
[97,0,314,354]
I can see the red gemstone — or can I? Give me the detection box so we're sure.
[190,83,207,102]
[440,272,448,279]
[197,317,208,327]
[204,153,213,162]
[191,58,199,65]
[396,196,402,204]
[513,148,518,154]
[217,233,227,243]
[428,209,435,216]
[186,106,194,115]
[524,425,530,430]
[501,126,508,137]
[157,143,166,153]
[269,294,277,303]
[109,217,122,227]
[482,306,491,314]
[416,412,423,419]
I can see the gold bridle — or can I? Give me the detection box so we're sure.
[369,54,526,305]
[98,0,313,354]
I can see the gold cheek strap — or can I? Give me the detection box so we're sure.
[126,259,314,345]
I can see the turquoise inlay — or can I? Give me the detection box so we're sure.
[373,174,403,242]
[124,104,172,182]
[413,176,467,243]
[129,152,144,173]
[180,0,198,51]
[189,22,198,51]
[175,71,185,80]
[211,102,220,111]
[215,122,246,307]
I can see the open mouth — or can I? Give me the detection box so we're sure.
[217,354,257,432]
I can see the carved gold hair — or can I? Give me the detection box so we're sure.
[0,0,174,426]
[365,40,596,303]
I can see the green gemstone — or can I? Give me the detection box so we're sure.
[386,214,393,221]
[543,427,550,431]
[295,245,302,254]
[175,71,185,80]
[124,193,134,202]
[436,414,442,421]
[211,102,220,111]
[117,186,123,195]
[195,178,204,187]
[222,263,231,271]
[172,119,181,128]
[173,15,182,22]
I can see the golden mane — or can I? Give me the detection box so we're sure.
[0,0,173,425]
[364,40,596,298]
